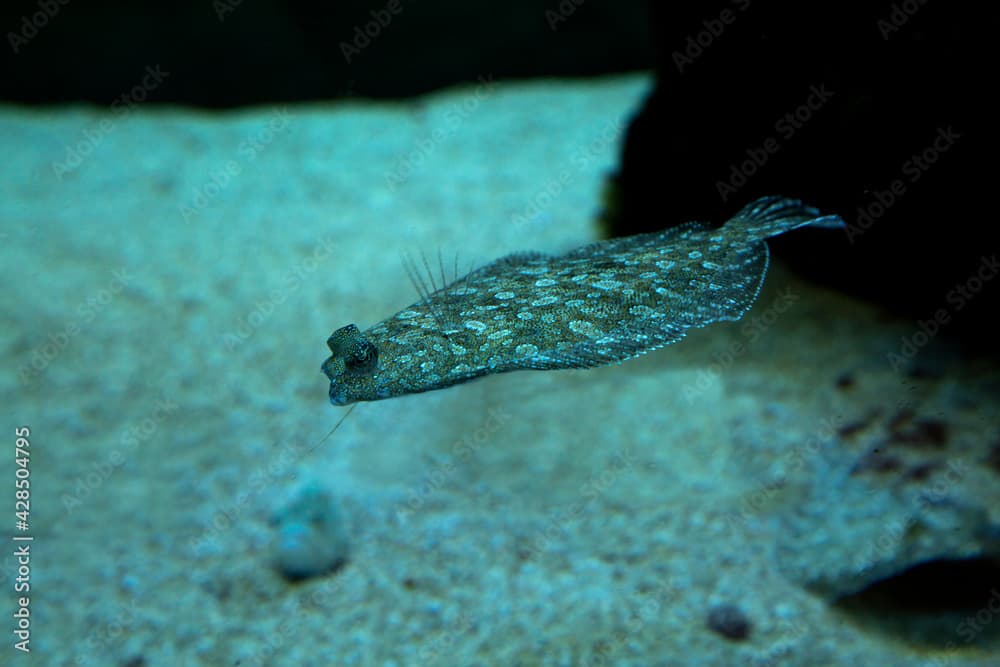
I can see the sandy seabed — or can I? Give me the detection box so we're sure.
[2,74,998,666]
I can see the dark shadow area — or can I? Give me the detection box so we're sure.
[3,1,997,351]
[833,557,1000,649]
[615,2,998,349]
[0,0,651,106]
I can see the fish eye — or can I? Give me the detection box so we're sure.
[346,340,378,375]
[326,324,378,377]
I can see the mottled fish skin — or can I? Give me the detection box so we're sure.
[322,196,843,405]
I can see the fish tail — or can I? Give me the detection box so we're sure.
[727,196,844,241]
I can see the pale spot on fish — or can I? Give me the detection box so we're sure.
[396,310,421,319]
[569,320,601,337]
[494,291,516,300]
[465,320,487,332]
[534,278,557,287]
[629,305,656,317]
[531,295,559,307]
[515,343,539,357]
[688,250,702,259]
[516,311,534,320]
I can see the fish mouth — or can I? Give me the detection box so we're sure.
[320,356,337,380]
[327,382,353,406]
[321,358,353,405]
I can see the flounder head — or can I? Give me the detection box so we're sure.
[321,324,380,405]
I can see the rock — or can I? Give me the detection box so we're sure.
[706,604,752,641]
[271,485,349,581]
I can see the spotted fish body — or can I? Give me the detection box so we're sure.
[322,196,843,405]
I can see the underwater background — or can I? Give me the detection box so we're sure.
[1,2,998,665]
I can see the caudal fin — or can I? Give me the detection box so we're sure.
[728,196,844,241]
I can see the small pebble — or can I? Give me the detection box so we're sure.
[706,603,752,641]
[271,485,349,581]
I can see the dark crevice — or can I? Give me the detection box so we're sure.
[833,557,1000,649]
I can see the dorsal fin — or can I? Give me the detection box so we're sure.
[460,250,551,281]
[401,250,454,337]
